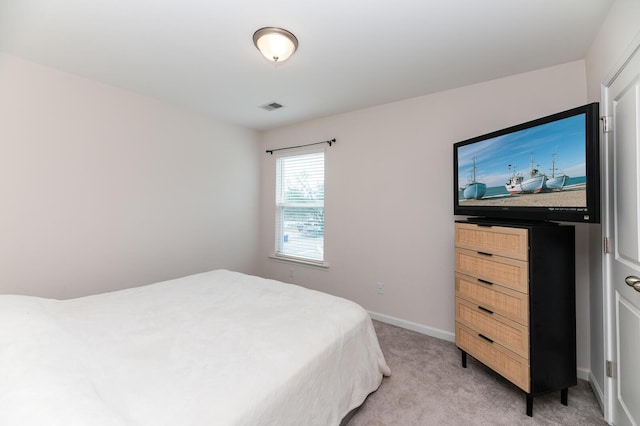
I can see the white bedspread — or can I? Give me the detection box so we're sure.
[0,270,390,426]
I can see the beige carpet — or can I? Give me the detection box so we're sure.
[348,320,606,425]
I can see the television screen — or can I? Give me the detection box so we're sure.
[453,103,600,223]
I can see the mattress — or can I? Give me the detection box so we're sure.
[0,269,390,425]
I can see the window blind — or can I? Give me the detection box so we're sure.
[275,151,325,262]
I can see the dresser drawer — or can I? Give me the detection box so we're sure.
[455,272,528,325]
[455,248,528,293]
[456,323,530,392]
[455,297,528,358]
[455,223,528,261]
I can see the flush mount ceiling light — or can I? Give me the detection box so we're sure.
[253,27,298,63]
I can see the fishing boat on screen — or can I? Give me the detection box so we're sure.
[505,153,547,194]
[544,152,568,190]
[462,157,486,200]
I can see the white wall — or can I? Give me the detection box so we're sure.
[258,61,593,369]
[0,53,261,298]
[584,0,640,413]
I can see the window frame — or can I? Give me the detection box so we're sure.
[272,147,328,267]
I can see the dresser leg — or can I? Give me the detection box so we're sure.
[461,350,467,368]
[526,394,533,417]
[561,388,568,406]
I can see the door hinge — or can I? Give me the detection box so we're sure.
[601,116,613,133]
[606,360,614,378]
[604,237,612,254]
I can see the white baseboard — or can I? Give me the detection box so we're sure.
[588,371,605,414]
[368,311,455,342]
[577,367,590,381]
[369,310,593,383]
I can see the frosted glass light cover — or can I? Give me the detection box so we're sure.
[253,28,298,62]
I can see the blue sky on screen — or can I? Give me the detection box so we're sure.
[457,114,586,188]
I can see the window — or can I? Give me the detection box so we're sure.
[275,150,324,263]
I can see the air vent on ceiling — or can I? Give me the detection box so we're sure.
[261,102,284,111]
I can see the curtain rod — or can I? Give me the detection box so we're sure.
[266,138,336,155]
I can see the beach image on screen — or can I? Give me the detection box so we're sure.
[457,114,587,209]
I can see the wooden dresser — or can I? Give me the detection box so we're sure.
[454,220,576,416]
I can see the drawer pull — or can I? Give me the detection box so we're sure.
[478,306,494,314]
[477,251,493,256]
[478,334,494,343]
[477,278,493,285]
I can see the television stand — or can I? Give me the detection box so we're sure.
[454,219,576,417]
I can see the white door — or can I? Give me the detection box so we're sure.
[605,42,640,426]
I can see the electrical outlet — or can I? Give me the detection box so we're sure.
[376,282,384,294]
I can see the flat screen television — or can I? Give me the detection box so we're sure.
[453,102,600,223]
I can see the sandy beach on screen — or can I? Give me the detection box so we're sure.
[460,184,586,207]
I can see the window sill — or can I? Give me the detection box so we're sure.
[268,254,330,269]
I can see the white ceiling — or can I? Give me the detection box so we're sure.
[0,0,614,130]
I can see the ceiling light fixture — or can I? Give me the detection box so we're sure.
[253,27,298,63]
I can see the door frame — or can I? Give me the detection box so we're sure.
[601,32,640,425]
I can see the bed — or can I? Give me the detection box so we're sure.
[0,269,390,426]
